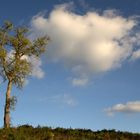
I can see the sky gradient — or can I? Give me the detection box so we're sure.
[0,0,140,133]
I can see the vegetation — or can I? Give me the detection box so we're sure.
[0,125,139,140]
[0,21,49,128]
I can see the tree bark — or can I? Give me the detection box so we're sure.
[4,80,12,128]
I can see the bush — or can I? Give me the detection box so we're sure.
[0,125,139,140]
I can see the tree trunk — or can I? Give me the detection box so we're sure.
[4,80,12,128]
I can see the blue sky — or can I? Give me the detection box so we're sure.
[0,0,140,132]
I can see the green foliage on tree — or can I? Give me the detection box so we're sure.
[0,21,49,128]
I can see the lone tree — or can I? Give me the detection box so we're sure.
[0,21,49,128]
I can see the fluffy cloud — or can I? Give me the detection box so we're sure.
[21,56,44,79]
[104,101,140,116]
[131,49,140,61]
[7,51,44,79]
[28,56,45,79]
[30,4,140,86]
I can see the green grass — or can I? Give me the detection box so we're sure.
[0,125,140,140]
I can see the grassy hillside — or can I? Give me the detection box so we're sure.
[0,125,140,140]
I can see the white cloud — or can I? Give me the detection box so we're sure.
[130,49,140,61]
[40,94,78,107]
[20,55,45,79]
[6,50,45,79]
[104,101,140,116]
[72,77,88,86]
[30,4,140,86]
[28,56,45,79]
[63,94,78,106]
